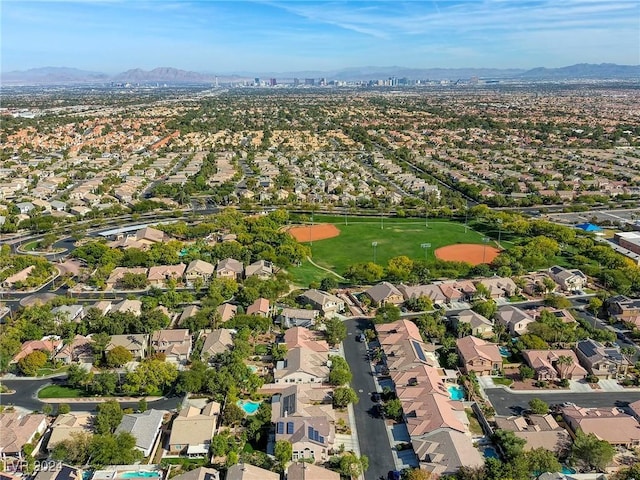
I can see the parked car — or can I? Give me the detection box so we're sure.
[387,471,401,480]
[371,392,381,403]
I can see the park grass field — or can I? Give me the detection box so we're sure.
[288,215,490,286]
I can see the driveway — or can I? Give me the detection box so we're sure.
[344,318,396,480]
[485,387,640,416]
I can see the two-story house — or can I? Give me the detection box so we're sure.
[575,339,629,379]
[298,289,344,318]
[151,329,192,364]
[215,258,244,281]
[456,336,502,376]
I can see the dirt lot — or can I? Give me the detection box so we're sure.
[287,223,341,242]
[434,243,501,265]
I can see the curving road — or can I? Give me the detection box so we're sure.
[0,376,181,412]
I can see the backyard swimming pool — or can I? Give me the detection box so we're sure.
[237,399,261,415]
[499,346,510,357]
[447,385,465,401]
[483,447,499,459]
[120,472,160,479]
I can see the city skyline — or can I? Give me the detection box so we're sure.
[2,0,639,74]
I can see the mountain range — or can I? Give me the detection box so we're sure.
[2,63,638,85]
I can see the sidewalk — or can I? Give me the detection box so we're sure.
[40,395,162,404]
[480,376,640,394]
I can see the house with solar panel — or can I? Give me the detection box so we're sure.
[575,339,629,379]
[274,416,334,462]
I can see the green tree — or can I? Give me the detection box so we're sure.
[137,398,147,413]
[403,469,432,480]
[106,345,133,367]
[519,365,535,379]
[525,447,562,474]
[320,277,338,291]
[95,400,123,434]
[325,317,347,346]
[571,430,615,472]
[528,398,549,415]
[339,453,369,479]
[328,355,352,386]
[51,431,92,464]
[333,386,359,408]
[374,303,401,324]
[383,398,403,420]
[587,297,603,315]
[122,359,178,395]
[57,403,71,415]
[611,463,640,480]
[274,440,292,468]
[222,403,245,426]
[89,432,143,466]
[471,299,497,319]
[344,262,384,284]
[67,363,89,388]
[18,350,48,376]
[492,429,526,461]
[544,294,572,309]
[386,255,414,282]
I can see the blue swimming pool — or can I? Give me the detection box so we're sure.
[483,447,499,459]
[561,465,577,475]
[499,346,510,357]
[237,399,261,415]
[447,385,465,401]
[120,472,160,479]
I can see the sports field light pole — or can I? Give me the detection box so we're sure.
[372,241,378,264]
[497,219,503,247]
[309,211,314,247]
[464,203,469,233]
[482,237,490,264]
[421,242,431,261]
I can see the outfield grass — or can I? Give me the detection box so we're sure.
[288,215,488,286]
[38,385,83,398]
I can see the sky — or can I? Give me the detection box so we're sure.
[2,0,639,74]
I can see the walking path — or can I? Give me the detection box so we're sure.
[306,256,345,280]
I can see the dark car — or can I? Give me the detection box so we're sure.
[371,392,381,403]
[387,471,401,480]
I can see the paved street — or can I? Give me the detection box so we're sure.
[0,377,181,412]
[344,318,396,480]
[485,387,640,416]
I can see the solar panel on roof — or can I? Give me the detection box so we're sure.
[412,340,427,362]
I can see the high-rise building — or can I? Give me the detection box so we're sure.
[293,78,300,87]
[254,77,261,86]
[304,78,315,86]
[269,78,277,86]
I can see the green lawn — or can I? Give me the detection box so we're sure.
[288,215,488,285]
[22,240,41,251]
[493,377,514,386]
[36,366,69,377]
[465,408,484,435]
[38,385,83,398]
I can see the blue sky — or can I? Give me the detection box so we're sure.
[2,0,638,73]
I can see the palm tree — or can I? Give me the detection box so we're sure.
[556,355,574,380]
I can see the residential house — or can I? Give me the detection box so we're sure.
[106,334,148,360]
[456,336,502,376]
[105,267,148,290]
[92,300,112,315]
[184,260,215,286]
[298,289,345,318]
[522,350,587,381]
[575,339,629,379]
[51,305,84,323]
[286,462,339,480]
[3,266,35,289]
[110,299,142,316]
[32,465,83,480]
[283,327,329,352]
[244,260,273,279]
[412,429,484,477]
[226,464,278,480]
[178,305,200,326]
[548,265,587,292]
[607,295,640,328]
[168,401,220,456]
[397,284,447,305]
[495,305,535,336]
[115,409,165,457]
[216,303,237,323]
[562,405,640,447]
[494,414,571,452]
[246,298,270,317]
[475,277,518,299]
[377,320,439,372]
[0,413,48,459]
[151,329,192,364]
[135,226,171,246]
[520,272,555,296]
[47,413,93,451]
[54,335,94,365]
[50,200,67,212]
[438,280,477,303]
[147,263,186,287]
[452,310,494,338]
[364,282,404,306]
[278,308,320,328]
[15,202,35,214]
[629,399,640,421]
[271,384,334,422]
[274,347,329,384]
[12,337,62,364]
[170,468,220,480]
[215,258,244,280]
[274,416,334,462]
[200,329,234,358]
